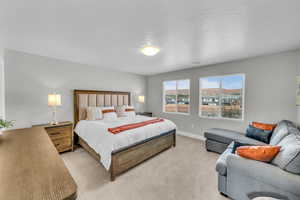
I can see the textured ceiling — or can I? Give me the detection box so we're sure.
[1,0,300,75]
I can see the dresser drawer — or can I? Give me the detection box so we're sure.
[46,126,72,139]
[52,137,72,152]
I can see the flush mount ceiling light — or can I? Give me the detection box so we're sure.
[140,45,160,56]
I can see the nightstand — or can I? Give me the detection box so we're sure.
[137,112,153,117]
[34,121,74,153]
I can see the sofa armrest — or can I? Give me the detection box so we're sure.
[227,154,300,196]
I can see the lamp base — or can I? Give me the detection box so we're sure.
[50,120,59,125]
[50,107,58,125]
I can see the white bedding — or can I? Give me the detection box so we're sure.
[74,115,176,170]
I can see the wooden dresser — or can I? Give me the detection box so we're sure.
[0,127,77,200]
[35,122,74,153]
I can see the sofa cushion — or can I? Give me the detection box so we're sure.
[272,131,300,174]
[205,128,267,146]
[205,128,244,144]
[234,135,267,146]
[216,142,234,176]
[246,125,273,143]
[269,120,295,145]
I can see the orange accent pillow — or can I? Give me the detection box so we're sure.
[125,108,135,112]
[236,146,281,162]
[252,122,277,131]
[102,109,116,114]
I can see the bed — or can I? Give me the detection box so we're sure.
[73,90,176,181]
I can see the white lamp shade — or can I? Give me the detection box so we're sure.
[48,94,61,106]
[138,96,145,103]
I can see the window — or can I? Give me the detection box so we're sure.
[199,74,244,120]
[163,79,190,114]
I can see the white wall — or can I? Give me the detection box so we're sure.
[5,49,147,128]
[296,51,300,122]
[147,50,300,137]
[0,49,4,119]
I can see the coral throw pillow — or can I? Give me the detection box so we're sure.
[252,122,277,131]
[236,146,281,162]
[101,107,118,120]
[124,106,136,117]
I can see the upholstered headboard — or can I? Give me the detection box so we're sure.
[74,90,131,125]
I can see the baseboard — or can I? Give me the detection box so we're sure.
[177,131,206,141]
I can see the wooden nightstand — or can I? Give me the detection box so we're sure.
[34,121,74,153]
[137,112,153,117]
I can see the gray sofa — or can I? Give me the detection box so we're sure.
[205,128,266,154]
[204,120,300,200]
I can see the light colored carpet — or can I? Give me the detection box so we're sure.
[61,136,228,200]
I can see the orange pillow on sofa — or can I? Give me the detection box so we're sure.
[252,122,277,131]
[236,146,281,162]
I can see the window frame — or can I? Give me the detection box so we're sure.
[198,73,245,121]
[162,79,191,115]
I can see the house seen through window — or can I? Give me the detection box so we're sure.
[199,74,244,120]
[163,79,190,114]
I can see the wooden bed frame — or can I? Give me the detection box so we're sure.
[74,90,176,181]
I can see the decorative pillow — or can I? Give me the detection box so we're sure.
[231,141,251,154]
[246,125,273,144]
[124,105,136,117]
[101,107,117,120]
[246,125,272,144]
[252,121,277,131]
[86,107,103,120]
[115,105,126,117]
[237,146,281,162]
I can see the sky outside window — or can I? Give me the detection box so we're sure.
[221,75,243,89]
[164,81,176,90]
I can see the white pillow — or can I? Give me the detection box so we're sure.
[115,105,126,117]
[101,106,118,120]
[124,105,136,118]
[86,107,103,120]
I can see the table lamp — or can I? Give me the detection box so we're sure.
[48,93,61,125]
[138,96,145,103]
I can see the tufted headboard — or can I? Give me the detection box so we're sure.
[73,90,131,125]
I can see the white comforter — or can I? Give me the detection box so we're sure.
[74,115,176,170]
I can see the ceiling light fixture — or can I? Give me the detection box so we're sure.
[140,45,160,56]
